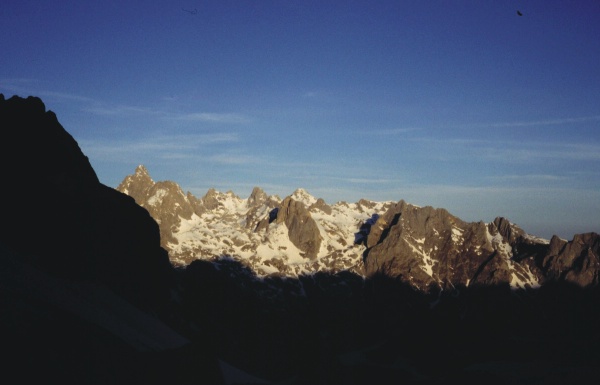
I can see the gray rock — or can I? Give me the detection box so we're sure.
[542,232,600,287]
[276,196,323,260]
[117,168,195,248]
[363,201,539,290]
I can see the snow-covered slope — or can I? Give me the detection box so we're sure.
[117,165,558,290]
[118,166,394,277]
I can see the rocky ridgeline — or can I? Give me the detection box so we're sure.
[118,165,388,276]
[118,165,600,290]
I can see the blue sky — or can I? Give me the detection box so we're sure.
[1,1,599,239]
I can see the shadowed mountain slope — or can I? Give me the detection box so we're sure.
[0,94,223,385]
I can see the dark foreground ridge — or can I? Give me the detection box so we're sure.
[2,94,600,384]
[0,94,222,385]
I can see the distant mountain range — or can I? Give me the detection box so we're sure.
[117,164,599,289]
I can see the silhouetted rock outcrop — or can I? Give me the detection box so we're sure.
[0,95,173,312]
[0,94,222,384]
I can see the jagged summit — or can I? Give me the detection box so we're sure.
[136,164,150,174]
[290,188,318,206]
[117,164,155,198]
[116,165,600,290]
[248,186,268,205]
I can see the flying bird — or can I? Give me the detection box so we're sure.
[183,8,198,15]
[517,10,523,16]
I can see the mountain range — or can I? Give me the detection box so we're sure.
[117,164,599,290]
[2,93,600,384]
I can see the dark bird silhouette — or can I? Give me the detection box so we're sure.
[517,10,523,16]
[183,8,198,15]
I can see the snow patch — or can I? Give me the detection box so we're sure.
[147,188,168,206]
[405,237,436,278]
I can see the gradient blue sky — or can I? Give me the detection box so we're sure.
[2,1,599,239]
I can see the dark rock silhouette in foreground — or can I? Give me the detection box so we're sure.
[0,94,223,385]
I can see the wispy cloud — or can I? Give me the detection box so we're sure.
[0,84,253,127]
[175,112,250,124]
[340,177,394,184]
[83,105,164,116]
[405,134,600,163]
[82,102,251,124]
[481,143,600,162]
[484,115,600,128]
[79,133,239,161]
[32,90,94,103]
[372,127,421,135]
[0,80,93,102]
[208,152,263,165]
[486,174,567,182]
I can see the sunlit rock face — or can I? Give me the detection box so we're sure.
[118,165,196,247]
[542,232,600,287]
[275,196,322,260]
[117,170,392,276]
[118,166,599,290]
[117,165,599,291]
[362,201,541,290]
[117,166,599,290]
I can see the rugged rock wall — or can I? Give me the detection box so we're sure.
[0,94,174,313]
[542,232,600,287]
[363,199,600,290]
[116,162,600,290]
[275,196,323,260]
[362,200,510,289]
[0,94,223,385]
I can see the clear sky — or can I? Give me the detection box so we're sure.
[1,1,599,240]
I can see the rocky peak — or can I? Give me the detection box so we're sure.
[363,200,542,290]
[366,200,411,248]
[135,164,151,178]
[186,191,206,216]
[116,164,155,204]
[542,232,600,287]
[491,217,525,244]
[117,167,197,248]
[201,188,223,211]
[309,198,332,215]
[1,94,99,192]
[356,198,382,212]
[276,196,322,260]
[248,186,268,207]
[291,188,318,207]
